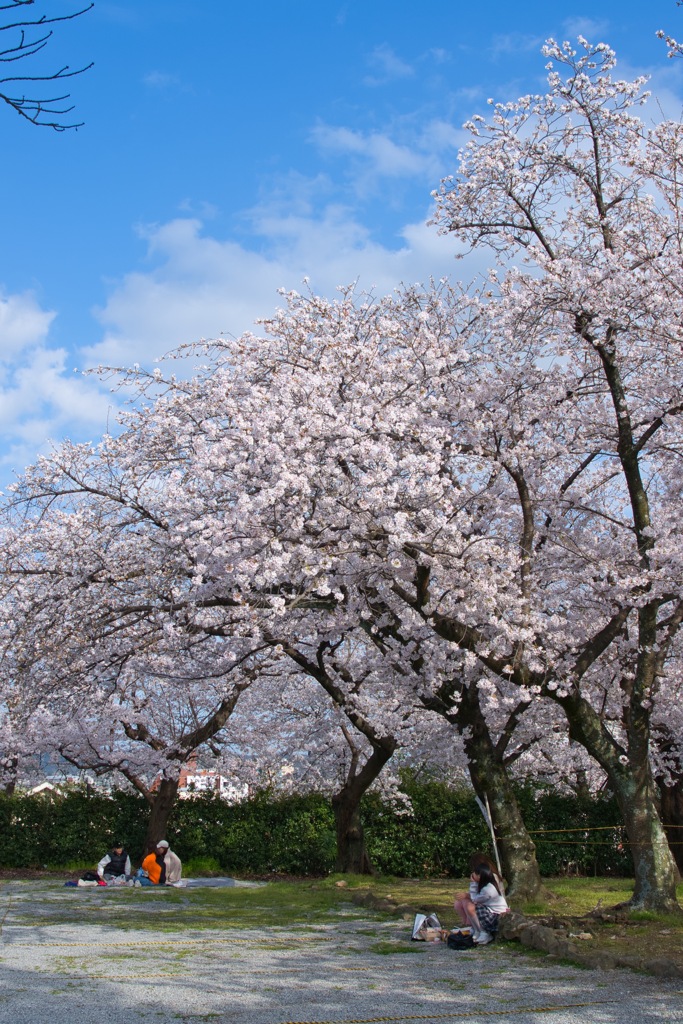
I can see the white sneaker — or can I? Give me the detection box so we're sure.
[475,930,494,945]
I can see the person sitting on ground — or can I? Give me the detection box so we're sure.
[97,841,132,881]
[157,839,182,884]
[138,840,182,885]
[454,863,509,945]
[139,842,166,885]
[454,853,504,929]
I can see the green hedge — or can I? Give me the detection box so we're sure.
[0,789,148,868]
[362,781,490,876]
[515,786,631,877]
[174,792,337,875]
[0,783,630,876]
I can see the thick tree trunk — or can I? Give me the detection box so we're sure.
[144,777,179,852]
[457,684,543,900]
[332,788,374,874]
[608,765,678,910]
[560,691,679,911]
[654,727,683,879]
[331,740,395,875]
[657,778,683,879]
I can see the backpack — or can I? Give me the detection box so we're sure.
[447,930,475,950]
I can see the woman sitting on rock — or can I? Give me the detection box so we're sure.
[454,862,509,945]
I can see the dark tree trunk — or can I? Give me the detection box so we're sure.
[332,787,374,874]
[559,690,679,911]
[275,636,396,876]
[144,777,179,852]
[457,684,543,900]
[658,777,683,878]
[331,741,395,875]
[608,764,678,910]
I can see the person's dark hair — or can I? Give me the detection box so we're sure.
[469,852,497,875]
[475,866,501,894]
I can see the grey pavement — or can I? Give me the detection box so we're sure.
[0,883,681,1024]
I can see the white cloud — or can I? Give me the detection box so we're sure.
[0,292,116,480]
[85,209,465,371]
[490,32,543,57]
[143,71,180,89]
[0,291,55,361]
[311,124,439,180]
[309,119,465,198]
[364,44,415,86]
[561,18,610,41]
[426,48,450,66]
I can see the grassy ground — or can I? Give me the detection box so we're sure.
[0,876,377,932]
[2,871,681,969]
[333,874,683,969]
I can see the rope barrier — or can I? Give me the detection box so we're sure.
[531,838,683,846]
[3,935,332,948]
[275,1002,615,1024]
[527,824,683,833]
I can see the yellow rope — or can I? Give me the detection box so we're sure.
[4,935,332,948]
[531,838,683,846]
[276,1002,615,1024]
[527,824,683,833]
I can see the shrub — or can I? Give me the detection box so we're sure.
[0,782,634,877]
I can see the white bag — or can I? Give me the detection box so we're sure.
[411,912,442,941]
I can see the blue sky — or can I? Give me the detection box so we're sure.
[1,0,682,484]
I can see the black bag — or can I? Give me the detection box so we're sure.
[447,930,475,949]
[81,870,100,882]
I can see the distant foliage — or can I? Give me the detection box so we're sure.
[0,785,630,876]
[515,787,632,877]
[0,790,147,867]
[175,791,337,875]
[362,782,490,877]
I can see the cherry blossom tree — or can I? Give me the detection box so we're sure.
[0,443,275,847]
[217,667,409,873]
[270,632,401,873]
[4,37,683,909]
[49,665,258,850]
[3,241,678,904]
[194,249,679,907]
[0,389,410,871]
[0,288,543,884]
[425,37,683,909]
[162,284,552,890]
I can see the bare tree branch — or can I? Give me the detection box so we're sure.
[0,1,93,130]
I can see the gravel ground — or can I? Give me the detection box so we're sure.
[1,883,681,1024]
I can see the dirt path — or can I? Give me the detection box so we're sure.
[0,881,681,1024]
